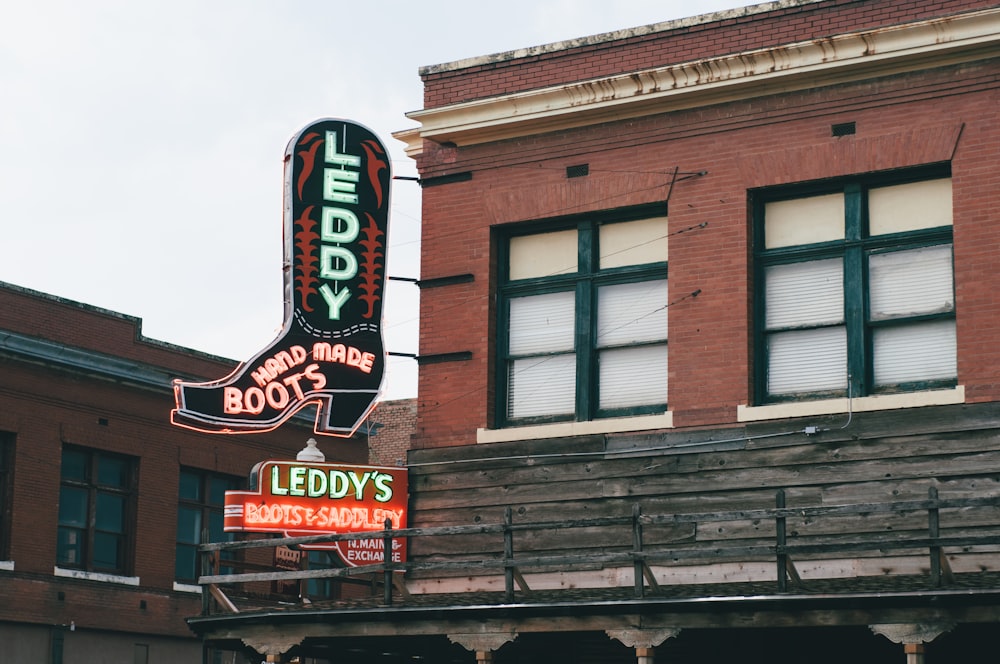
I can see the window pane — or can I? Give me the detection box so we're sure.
[58,487,88,527]
[768,326,847,395]
[97,456,128,488]
[764,193,844,249]
[509,229,577,279]
[509,291,575,355]
[57,527,83,565]
[508,354,576,419]
[306,551,337,599]
[765,259,844,329]
[873,320,956,386]
[208,511,232,542]
[177,506,202,545]
[61,449,87,481]
[600,216,668,268]
[179,470,202,501]
[209,477,236,506]
[597,280,668,347]
[599,344,668,409]
[93,531,122,570]
[869,178,952,235]
[95,492,125,533]
[176,544,197,581]
[869,245,953,321]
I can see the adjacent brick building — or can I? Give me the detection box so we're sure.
[0,281,413,663]
[187,1,1000,662]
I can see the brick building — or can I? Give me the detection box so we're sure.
[188,1,1000,663]
[0,281,414,663]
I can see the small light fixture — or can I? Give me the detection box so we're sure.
[296,438,325,462]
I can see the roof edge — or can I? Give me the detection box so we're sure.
[417,0,825,76]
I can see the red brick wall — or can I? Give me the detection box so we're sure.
[413,52,1000,448]
[368,398,416,466]
[420,0,998,109]
[0,284,370,637]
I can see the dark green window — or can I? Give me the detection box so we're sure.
[57,446,136,574]
[754,169,955,403]
[498,206,669,426]
[176,468,241,583]
[304,550,342,601]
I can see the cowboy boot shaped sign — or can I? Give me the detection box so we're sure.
[172,119,391,437]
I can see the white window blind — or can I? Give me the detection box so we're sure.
[768,327,847,395]
[873,320,956,386]
[765,259,844,329]
[869,245,954,321]
[597,280,668,409]
[599,346,668,409]
[509,291,575,355]
[508,291,576,419]
[869,243,956,386]
[508,355,576,419]
[596,280,668,346]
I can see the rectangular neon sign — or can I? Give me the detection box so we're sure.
[224,459,408,566]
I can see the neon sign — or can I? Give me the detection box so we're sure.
[224,460,408,565]
[171,118,391,437]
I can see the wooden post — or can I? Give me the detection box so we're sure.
[904,643,925,664]
[636,646,655,664]
[199,526,211,615]
[928,487,941,586]
[476,651,494,664]
[775,489,787,592]
[871,623,952,664]
[633,504,644,598]
[504,507,514,602]
[383,519,394,606]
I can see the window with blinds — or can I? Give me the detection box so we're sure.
[499,209,668,425]
[756,172,955,402]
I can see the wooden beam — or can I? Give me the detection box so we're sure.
[208,585,239,614]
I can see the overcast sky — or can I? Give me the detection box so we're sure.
[1,0,752,400]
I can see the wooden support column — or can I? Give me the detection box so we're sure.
[904,643,925,664]
[448,631,517,663]
[607,627,681,664]
[636,646,655,664]
[871,623,954,664]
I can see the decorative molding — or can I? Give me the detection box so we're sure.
[396,8,1000,155]
[448,632,518,652]
[870,623,955,644]
[606,627,681,648]
[241,634,303,657]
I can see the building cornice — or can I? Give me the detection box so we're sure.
[416,0,824,76]
[0,329,179,392]
[395,8,1000,156]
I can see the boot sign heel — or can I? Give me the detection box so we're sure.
[172,118,391,437]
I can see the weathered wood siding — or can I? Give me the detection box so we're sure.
[405,402,1000,578]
